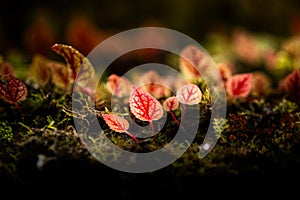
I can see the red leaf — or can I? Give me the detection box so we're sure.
[176,84,202,105]
[129,86,163,122]
[163,96,179,111]
[226,73,252,98]
[138,70,171,99]
[129,86,163,136]
[106,74,132,98]
[0,74,28,104]
[102,113,138,142]
[179,45,211,80]
[279,69,300,98]
[163,96,180,125]
[51,43,95,86]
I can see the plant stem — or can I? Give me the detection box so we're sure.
[14,102,24,116]
[125,131,139,142]
[149,121,156,139]
[170,111,181,126]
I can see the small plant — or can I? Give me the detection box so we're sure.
[0,74,28,115]
[102,113,139,142]
[176,83,202,121]
[226,73,253,98]
[163,96,180,125]
[0,121,13,143]
[51,43,96,97]
[279,69,300,100]
[129,85,163,138]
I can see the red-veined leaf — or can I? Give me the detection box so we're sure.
[106,74,132,98]
[176,84,202,105]
[51,43,95,86]
[279,69,300,98]
[102,113,138,142]
[163,96,180,125]
[129,86,163,121]
[0,74,28,104]
[129,86,163,136]
[226,73,252,98]
[163,96,179,111]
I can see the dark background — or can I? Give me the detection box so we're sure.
[1,0,300,55]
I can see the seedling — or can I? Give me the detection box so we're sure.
[176,83,202,121]
[0,74,28,115]
[129,85,163,138]
[163,96,180,125]
[102,113,139,142]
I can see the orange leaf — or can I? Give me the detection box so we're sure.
[51,43,95,87]
[48,62,71,90]
[0,62,14,76]
[29,54,51,86]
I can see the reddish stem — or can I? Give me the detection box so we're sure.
[181,105,186,122]
[149,121,156,139]
[14,102,24,116]
[170,111,181,126]
[125,131,139,142]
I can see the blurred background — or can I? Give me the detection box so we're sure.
[1,0,300,56]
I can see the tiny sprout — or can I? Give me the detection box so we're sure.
[163,96,180,125]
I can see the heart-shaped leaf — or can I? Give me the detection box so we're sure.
[176,84,202,105]
[51,43,95,87]
[279,69,300,98]
[163,96,179,111]
[129,86,163,121]
[102,113,138,142]
[163,96,180,125]
[0,74,28,104]
[226,73,252,98]
[129,86,163,135]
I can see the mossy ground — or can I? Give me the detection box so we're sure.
[1,80,300,198]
